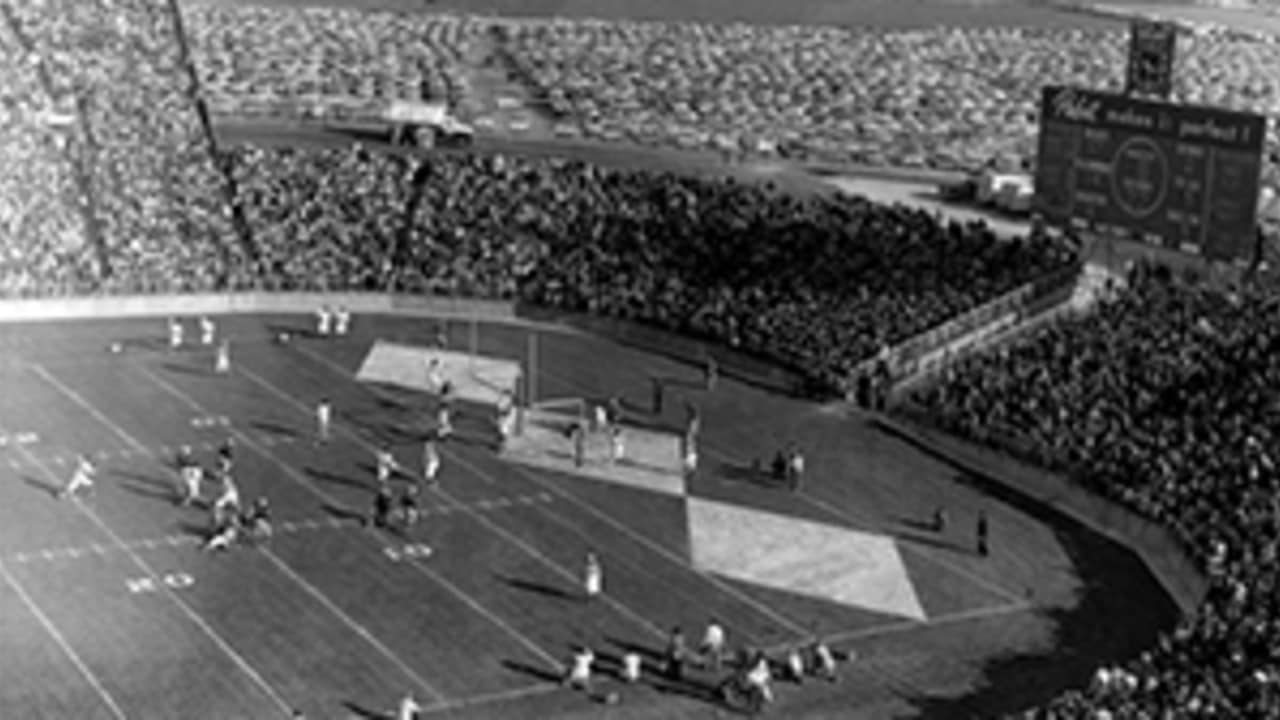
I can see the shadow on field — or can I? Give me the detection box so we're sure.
[502,659,562,684]
[339,701,391,720]
[23,476,60,498]
[305,466,367,491]
[497,574,577,601]
[251,420,298,438]
[871,418,1180,719]
[161,362,208,377]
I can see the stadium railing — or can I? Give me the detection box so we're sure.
[843,263,1082,395]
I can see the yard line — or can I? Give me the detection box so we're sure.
[0,559,129,720]
[237,360,668,642]
[131,362,564,673]
[290,349,810,639]
[803,598,1033,650]
[257,549,446,704]
[4,427,295,718]
[418,683,558,716]
[29,364,150,454]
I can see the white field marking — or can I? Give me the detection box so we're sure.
[239,358,668,642]
[555,358,1031,608]
[419,683,560,716]
[41,550,53,561]
[14,553,28,563]
[66,548,82,559]
[0,560,129,720]
[30,364,149,454]
[132,362,564,673]
[796,491,1027,605]
[258,549,446,704]
[8,429,295,717]
[780,599,1034,654]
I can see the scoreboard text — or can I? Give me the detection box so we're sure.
[1035,85,1265,263]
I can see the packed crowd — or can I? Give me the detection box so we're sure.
[184,3,482,119]
[5,0,1279,716]
[3,0,235,295]
[222,145,1074,388]
[0,14,90,296]
[914,268,1280,718]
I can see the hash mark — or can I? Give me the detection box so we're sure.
[91,544,105,554]
[67,548,82,559]
[41,550,53,561]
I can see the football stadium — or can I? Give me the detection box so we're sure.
[0,0,1277,718]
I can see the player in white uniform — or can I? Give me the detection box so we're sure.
[422,437,440,486]
[563,646,594,691]
[583,552,602,601]
[58,455,96,499]
[168,317,183,351]
[214,339,230,374]
[701,619,726,670]
[177,446,203,506]
[204,513,240,552]
[396,692,422,720]
[436,404,452,439]
[812,638,838,681]
[375,444,399,485]
[334,306,350,336]
[316,306,332,337]
[621,652,642,683]
[682,434,698,477]
[316,398,331,445]
[746,653,774,703]
[199,316,216,346]
[593,403,609,432]
[609,426,625,465]
[426,358,444,393]
[212,473,240,525]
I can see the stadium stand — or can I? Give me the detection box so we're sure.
[2,0,1278,716]
[911,267,1280,718]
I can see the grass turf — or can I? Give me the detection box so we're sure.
[0,313,1170,718]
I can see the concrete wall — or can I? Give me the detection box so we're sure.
[881,406,1208,618]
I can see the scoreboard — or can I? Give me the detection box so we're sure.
[1034,85,1266,263]
[1126,20,1176,99]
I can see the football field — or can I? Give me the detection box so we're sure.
[0,312,1164,719]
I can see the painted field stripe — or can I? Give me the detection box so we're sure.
[259,549,446,703]
[7,420,294,716]
[133,362,564,674]
[419,683,558,716]
[268,349,670,642]
[30,364,149,454]
[0,560,129,719]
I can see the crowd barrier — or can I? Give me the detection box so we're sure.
[845,264,1082,390]
[887,401,1208,618]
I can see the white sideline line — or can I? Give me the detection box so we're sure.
[809,599,1034,650]
[258,549,446,704]
[248,352,668,642]
[419,682,559,716]
[30,364,150,455]
[0,559,129,720]
[131,362,564,675]
[2,413,295,718]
